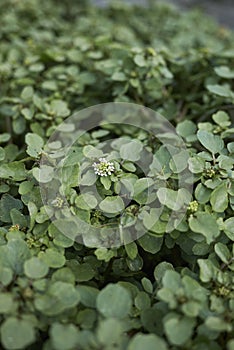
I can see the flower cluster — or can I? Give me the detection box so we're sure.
[92,158,115,176]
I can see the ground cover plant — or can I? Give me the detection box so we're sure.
[0,0,234,349]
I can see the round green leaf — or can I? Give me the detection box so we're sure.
[25,132,44,158]
[99,196,124,214]
[164,313,196,346]
[120,140,143,161]
[1,317,35,349]
[197,130,224,154]
[210,182,228,212]
[97,284,132,319]
[50,323,78,350]
[24,257,49,279]
[38,249,65,268]
[0,293,14,313]
[127,334,168,350]
[189,212,220,244]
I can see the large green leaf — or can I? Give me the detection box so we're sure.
[189,212,220,244]
[97,284,131,319]
[197,130,224,154]
[1,317,35,350]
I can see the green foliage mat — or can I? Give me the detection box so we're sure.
[0,0,234,349]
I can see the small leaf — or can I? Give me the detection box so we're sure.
[214,242,231,264]
[125,242,138,260]
[25,133,44,157]
[83,145,103,159]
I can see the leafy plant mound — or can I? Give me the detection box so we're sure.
[0,1,234,349]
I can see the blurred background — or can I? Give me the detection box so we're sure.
[91,0,234,29]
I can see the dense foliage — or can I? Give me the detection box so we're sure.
[0,0,234,349]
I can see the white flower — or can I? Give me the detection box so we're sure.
[92,158,115,177]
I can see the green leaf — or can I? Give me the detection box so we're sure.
[210,183,228,212]
[224,217,234,240]
[0,147,5,161]
[205,316,231,332]
[188,156,205,173]
[32,165,54,183]
[0,239,30,274]
[21,86,34,100]
[134,54,147,67]
[83,145,103,159]
[77,285,99,308]
[214,242,231,264]
[35,281,80,316]
[197,130,224,154]
[24,257,49,279]
[214,66,234,79]
[212,111,231,127]
[141,277,153,294]
[0,293,14,313]
[125,242,138,259]
[111,71,127,81]
[38,249,65,268]
[75,193,97,210]
[195,183,211,203]
[50,99,70,117]
[1,317,35,350]
[0,194,23,223]
[176,120,197,139]
[99,196,124,214]
[133,178,155,204]
[100,176,112,190]
[181,301,201,317]
[189,212,220,244]
[162,270,182,291]
[138,234,163,253]
[157,188,190,210]
[164,313,196,346]
[120,140,143,161]
[135,291,151,310]
[79,170,97,186]
[206,84,233,98]
[97,318,123,346]
[95,247,116,262]
[75,263,95,282]
[197,259,217,282]
[97,284,132,319]
[127,334,168,350]
[169,150,189,173]
[10,208,27,227]
[25,132,44,157]
[0,267,13,287]
[50,323,78,350]
[0,162,27,181]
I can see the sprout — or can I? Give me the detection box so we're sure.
[92,158,115,177]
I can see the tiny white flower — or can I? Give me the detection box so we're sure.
[92,158,115,177]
